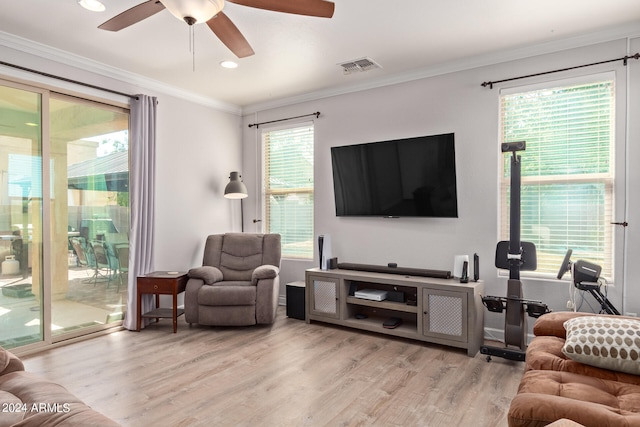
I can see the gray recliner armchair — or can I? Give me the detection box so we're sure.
[185,233,281,326]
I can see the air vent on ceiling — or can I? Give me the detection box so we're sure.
[338,57,382,75]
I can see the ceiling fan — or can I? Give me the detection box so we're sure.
[98,0,335,58]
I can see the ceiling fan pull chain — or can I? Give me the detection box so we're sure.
[193,25,195,72]
[189,25,196,72]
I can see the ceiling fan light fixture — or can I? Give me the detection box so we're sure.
[161,0,224,24]
[78,0,105,12]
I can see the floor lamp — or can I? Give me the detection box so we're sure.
[224,171,248,232]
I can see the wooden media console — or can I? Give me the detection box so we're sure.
[305,267,484,357]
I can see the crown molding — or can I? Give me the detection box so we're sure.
[1,21,638,118]
[242,22,640,115]
[0,31,242,115]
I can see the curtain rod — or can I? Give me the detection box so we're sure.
[248,111,321,128]
[481,53,640,89]
[0,60,138,100]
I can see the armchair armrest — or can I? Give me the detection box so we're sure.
[188,266,223,285]
[0,347,24,376]
[252,265,279,285]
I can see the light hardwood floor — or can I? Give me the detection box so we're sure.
[22,308,523,426]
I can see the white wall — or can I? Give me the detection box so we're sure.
[153,95,242,270]
[242,37,640,335]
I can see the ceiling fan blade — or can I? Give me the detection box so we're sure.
[227,0,335,18]
[98,0,166,31]
[207,12,255,58]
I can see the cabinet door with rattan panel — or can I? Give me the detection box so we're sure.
[422,288,468,343]
[307,275,340,320]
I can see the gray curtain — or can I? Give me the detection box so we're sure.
[123,94,156,330]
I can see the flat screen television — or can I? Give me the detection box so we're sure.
[331,133,458,218]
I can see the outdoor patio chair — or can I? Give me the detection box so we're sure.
[70,237,99,283]
[89,240,112,286]
[113,243,128,293]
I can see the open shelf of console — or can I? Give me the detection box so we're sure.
[345,296,418,313]
[305,267,484,357]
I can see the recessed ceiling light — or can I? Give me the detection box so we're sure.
[78,0,106,12]
[220,60,238,69]
[25,122,38,127]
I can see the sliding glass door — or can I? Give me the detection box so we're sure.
[0,80,129,350]
[0,82,45,348]
[50,94,129,339]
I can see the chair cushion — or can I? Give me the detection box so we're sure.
[203,233,265,281]
[219,234,263,281]
[508,370,640,427]
[526,335,640,385]
[197,282,256,306]
[562,316,640,376]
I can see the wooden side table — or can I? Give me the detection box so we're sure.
[137,271,188,333]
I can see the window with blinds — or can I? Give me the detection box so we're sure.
[262,123,314,259]
[499,79,615,279]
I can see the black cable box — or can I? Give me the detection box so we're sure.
[337,263,451,279]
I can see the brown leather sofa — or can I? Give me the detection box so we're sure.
[508,311,640,427]
[0,346,119,426]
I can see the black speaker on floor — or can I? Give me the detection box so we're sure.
[286,281,305,320]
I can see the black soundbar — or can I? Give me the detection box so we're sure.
[337,263,451,279]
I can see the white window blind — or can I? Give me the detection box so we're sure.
[262,123,314,259]
[500,79,615,279]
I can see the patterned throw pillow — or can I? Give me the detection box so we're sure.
[562,316,640,375]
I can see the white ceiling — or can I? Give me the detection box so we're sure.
[0,0,639,112]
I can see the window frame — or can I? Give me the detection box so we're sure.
[498,73,617,281]
[261,121,315,260]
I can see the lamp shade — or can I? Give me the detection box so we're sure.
[224,171,248,199]
[161,0,224,24]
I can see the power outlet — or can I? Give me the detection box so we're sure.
[566,300,575,309]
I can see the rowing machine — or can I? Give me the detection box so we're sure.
[480,141,550,362]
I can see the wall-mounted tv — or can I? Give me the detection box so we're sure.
[331,133,458,218]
